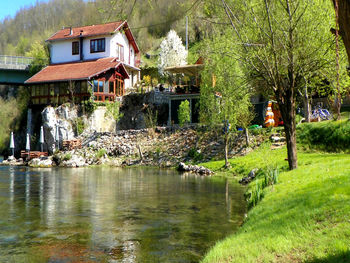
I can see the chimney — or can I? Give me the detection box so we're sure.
[69,27,73,36]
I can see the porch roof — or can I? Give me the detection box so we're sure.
[25,58,129,84]
[164,64,204,76]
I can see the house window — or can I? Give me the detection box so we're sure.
[90,38,105,53]
[93,80,105,93]
[72,41,79,55]
[93,80,98,92]
[109,81,114,94]
[116,44,124,62]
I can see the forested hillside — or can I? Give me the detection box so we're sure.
[0,0,219,57]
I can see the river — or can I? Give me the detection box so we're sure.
[0,166,246,262]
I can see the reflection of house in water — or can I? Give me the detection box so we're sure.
[163,58,204,125]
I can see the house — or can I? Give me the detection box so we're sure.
[26,21,140,105]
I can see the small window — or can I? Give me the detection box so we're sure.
[90,38,105,53]
[72,41,79,55]
[93,80,98,92]
[98,81,104,93]
[116,44,124,62]
[109,81,114,94]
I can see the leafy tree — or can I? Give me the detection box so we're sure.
[158,30,188,76]
[178,100,191,127]
[200,32,251,168]
[25,41,49,75]
[15,37,30,55]
[218,0,334,170]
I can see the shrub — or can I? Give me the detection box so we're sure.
[105,101,123,122]
[62,153,72,161]
[178,100,190,127]
[81,99,96,114]
[297,120,350,152]
[73,117,85,135]
[188,147,204,163]
[96,149,107,159]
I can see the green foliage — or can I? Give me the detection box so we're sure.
[200,30,251,131]
[297,120,350,152]
[105,101,123,122]
[15,37,31,55]
[25,41,49,75]
[0,87,30,154]
[188,147,204,163]
[73,117,85,136]
[62,153,72,161]
[178,100,191,127]
[245,167,279,209]
[96,149,107,159]
[81,99,97,115]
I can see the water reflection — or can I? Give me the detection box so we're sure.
[0,166,246,263]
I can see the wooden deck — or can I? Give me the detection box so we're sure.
[21,151,48,160]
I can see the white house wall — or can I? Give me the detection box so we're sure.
[109,32,135,67]
[50,41,81,64]
[83,35,112,61]
[50,33,135,66]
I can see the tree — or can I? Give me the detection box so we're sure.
[219,0,334,170]
[158,30,188,76]
[25,41,49,75]
[178,100,191,127]
[200,32,252,168]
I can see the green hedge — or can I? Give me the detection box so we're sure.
[297,120,350,152]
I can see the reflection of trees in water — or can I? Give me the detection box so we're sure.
[1,166,246,262]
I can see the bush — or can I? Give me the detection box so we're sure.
[62,153,72,161]
[81,99,96,114]
[178,100,190,127]
[297,120,350,152]
[73,117,85,135]
[0,87,29,154]
[105,101,123,122]
[188,147,204,163]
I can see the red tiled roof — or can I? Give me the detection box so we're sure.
[47,20,139,53]
[47,21,125,41]
[25,58,129,84]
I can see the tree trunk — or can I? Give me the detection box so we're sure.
[244,128,250,147]
[333,0,350,65]
[277,90,298,170]
[303,85,311,122]
[224,133,230,169]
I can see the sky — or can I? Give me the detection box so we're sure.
[0,0,48,21]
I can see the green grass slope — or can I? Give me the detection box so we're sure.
[202,151,350,262]
[201,120,350,263]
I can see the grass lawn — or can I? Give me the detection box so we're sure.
[200,124,350,262]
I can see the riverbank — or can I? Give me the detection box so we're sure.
[1,126,268,170]
[200,120,350,262]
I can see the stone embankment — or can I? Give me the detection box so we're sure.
[2,126,265,174]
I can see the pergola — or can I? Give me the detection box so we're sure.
[164,64,204,76]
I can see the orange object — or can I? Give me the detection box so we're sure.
[264,101,275,127]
